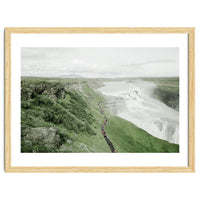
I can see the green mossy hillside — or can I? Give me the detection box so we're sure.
[21,80,96,152]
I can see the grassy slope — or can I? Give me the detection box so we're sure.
[21,77,179,153]
[58,81,111,152]
[104,116,179,153]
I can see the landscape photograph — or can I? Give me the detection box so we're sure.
[21,47,179,153]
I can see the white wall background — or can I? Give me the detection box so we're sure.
[0,0,199,200]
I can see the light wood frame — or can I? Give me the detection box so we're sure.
[5,27,195,173]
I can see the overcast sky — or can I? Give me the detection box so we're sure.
[21,47,179,78]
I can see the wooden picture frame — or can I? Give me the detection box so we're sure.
[5,27,195,173]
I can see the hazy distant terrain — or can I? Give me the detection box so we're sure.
[21,77,179,153]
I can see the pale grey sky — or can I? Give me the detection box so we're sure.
[21,47,179,78]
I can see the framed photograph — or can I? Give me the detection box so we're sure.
[5,27,195,173]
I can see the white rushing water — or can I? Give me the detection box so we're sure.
[98,80,179,144]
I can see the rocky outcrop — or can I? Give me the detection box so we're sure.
[153,87,179,111]
[22,127,61,150]
[21,81,67,102]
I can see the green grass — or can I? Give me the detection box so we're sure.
[21,77,179,153]
[104,115,179,153]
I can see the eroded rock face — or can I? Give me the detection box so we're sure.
[21,81,67,102]
[42,85,66,102]
[23,127,61,149]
